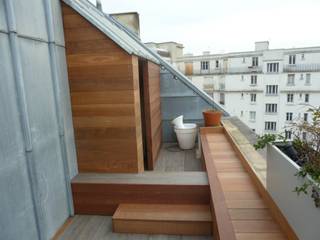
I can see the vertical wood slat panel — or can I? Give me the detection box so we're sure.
[61,3,144,173]
[142,61,162,170]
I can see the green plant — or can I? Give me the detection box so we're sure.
[255,107,320,207]
[254,134,284,150]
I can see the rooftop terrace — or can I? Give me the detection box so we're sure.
[0,0,312,239]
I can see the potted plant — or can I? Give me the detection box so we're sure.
[202,109,222,127]
[254,107,320,240]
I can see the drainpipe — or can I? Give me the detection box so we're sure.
[96,0,102,11]
[4,1,46,240]
[43,0,74,216]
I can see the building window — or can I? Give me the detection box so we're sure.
[219,93,225,105]
[241,110,243,117]
[241,75,244,81]
[215,60,219,68]
[285,130,292,140]
[287,93,294,103]
[242,57,246,63]
[287,74,295,85]
[306,73,311,85]
[301,53,305,60]
[304,113,308,122]
[252,129,256,132]
[265,103,277,113]
[266,85,278,95]
[250,75,257,85]
[267,62,279,73]
[265,121,277,131]
[305,93,309,103]
[286,112,293,121]
[289,54,296,65]
[250,93,256,103]
[201,61,209,70]
[252,57,258,67]
[241,93,244,99]
[249,111,256,121]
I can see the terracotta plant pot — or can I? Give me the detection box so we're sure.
[203,110,222,127]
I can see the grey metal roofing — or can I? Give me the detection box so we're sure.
[62,0,159,64]
[106,12,229,116]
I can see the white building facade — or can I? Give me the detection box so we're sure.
[175,42,320,136]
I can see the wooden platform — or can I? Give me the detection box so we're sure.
[72,171,210,215]
[200,127,298,240]
[112,204,212,235]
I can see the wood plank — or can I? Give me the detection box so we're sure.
[229,209,272,220]
[236,233,286,240]
[112,204,212,235]
[233,220,281,233]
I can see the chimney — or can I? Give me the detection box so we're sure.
[96,0,102,11]
[255,41,269,51]
[110,12,140,38]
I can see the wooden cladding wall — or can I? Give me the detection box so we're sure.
[142,61,162,169]
[62,4,144,173]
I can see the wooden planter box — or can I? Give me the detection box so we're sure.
[267,143,320,240]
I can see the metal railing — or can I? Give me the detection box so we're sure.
[190,66,262,75]
[283,64,320,72]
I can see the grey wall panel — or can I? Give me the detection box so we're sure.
[51,0,65,46]
[19,38,69,239]
[0,33,38,240]
[13,0,48,40]
[160,70,215,142]
[161,96,210,120]
[0,0,7,32]
[56,46,78,178]
[160,72,197,97]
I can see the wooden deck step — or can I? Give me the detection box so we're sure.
[112,204,212,235]
[72,171,210,215]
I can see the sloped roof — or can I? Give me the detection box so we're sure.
[62,0,159,64]
[107,11,229,115]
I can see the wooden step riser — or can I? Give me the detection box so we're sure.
[113,219,212,235]
[72,183,210,215]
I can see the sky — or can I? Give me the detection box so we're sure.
[89,0,320,55]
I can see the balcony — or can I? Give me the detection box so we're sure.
[190,66,262,75]
[283,64,320,72]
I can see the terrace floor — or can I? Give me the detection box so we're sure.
[56,215,211,240]
[154,143,203,172]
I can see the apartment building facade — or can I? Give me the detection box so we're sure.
[176,42,320,136]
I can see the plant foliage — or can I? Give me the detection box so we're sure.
[255,107,320,207]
